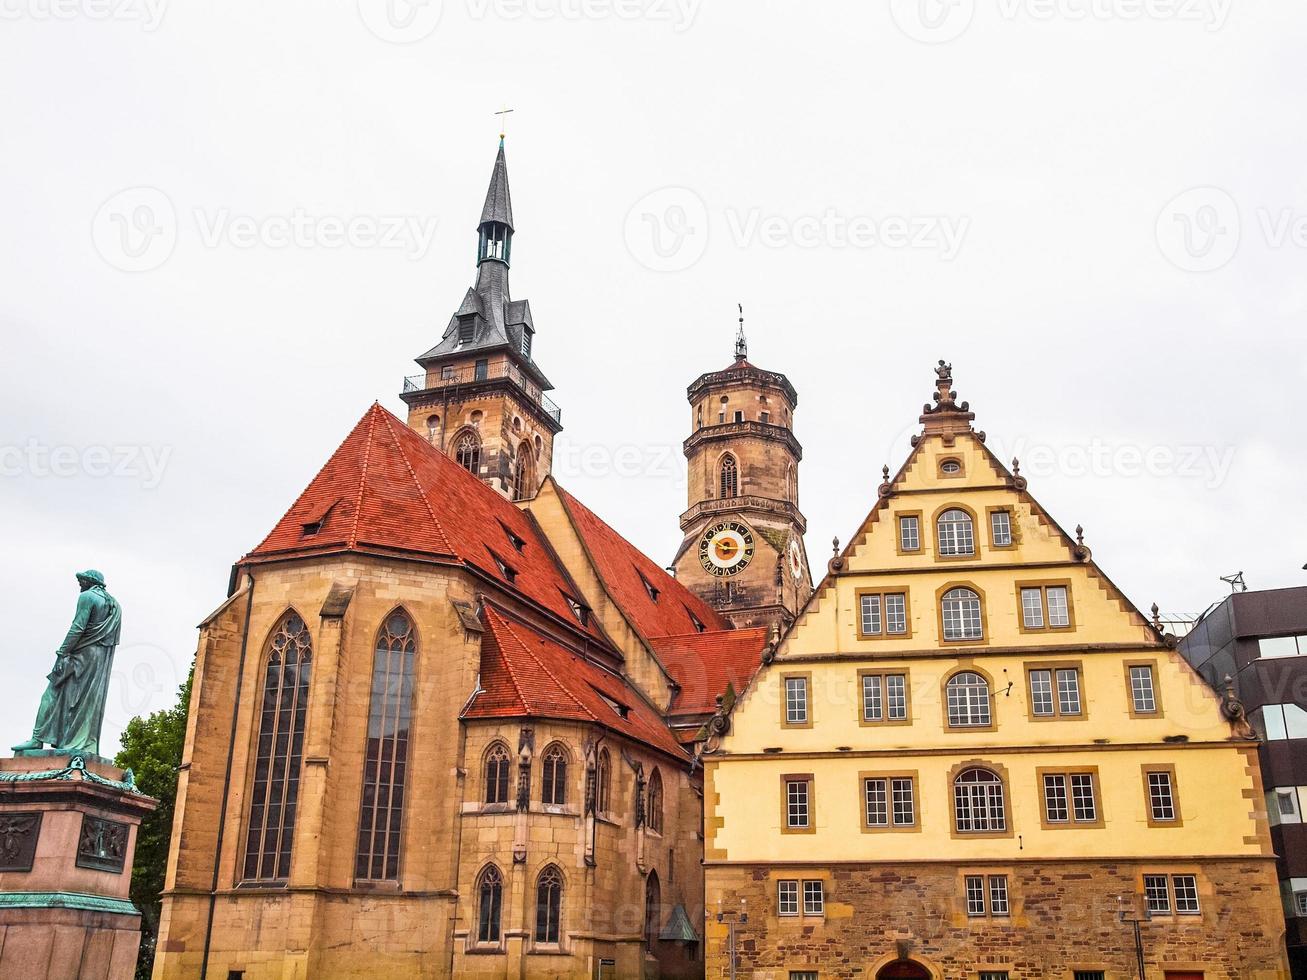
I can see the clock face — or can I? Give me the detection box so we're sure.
[698,520,755,577]
[789,539,804,581]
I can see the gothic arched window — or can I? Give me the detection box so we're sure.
[535,865,564,945]
[512,451,533,501]
[455,431,481,475]
[242,611,313,883]
[477,865,504,945]
[644,870,662,948]
[937,508,975,556]
[597,748,612,814]
[953,767,1007,833]
[354,610,416,881]
[647,767,664,834]
[542,743,568,806]
[484,743,511,805]
[719,454,739,499]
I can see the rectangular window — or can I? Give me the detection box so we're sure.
[1130,665,1157,714]
[965,875,986,916]
[733,410,744,423]
[980,974,1011,980]
[777,879,799,916]
[1295,892,1307,917]
[1259,636,1302,659]
[861,594,882,635]
[1043,771,1098,823]
[474,358,489,381]
[1144,874,1171,914]
[898,515,920,552]
[1021,587,1045,629]
[1046,586,1070,627]
[1070,773,1097,822]
[865,778,888,826]
[861,672,907,722]
[760,411,770,423]
[784,676,809,725]
[990,509,1013,547]
[1148,771,1177,822]
[863,776,916,828]
[1043,774,1069,822]
[1029,666,1081,717]
[1172,874,1200,914]
[1277,789,1300,819]
[786,779,810,829]
[790,973,819,980]
[885,593,907,633]
[802,879,824,915]
[1030,669,1054,716]
[1073,972,1107,980]
[891,777,915,826]
[1057,668,1081,715]
[988,876,1009,915]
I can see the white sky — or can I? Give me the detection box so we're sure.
[2,0,1304,756]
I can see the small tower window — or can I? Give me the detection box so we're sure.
[455,431,482,474]
[522,330,533,358]
[474,358,489,381]
[425,414,441,443]
[719,454,739,499]
[458,317,476,345]
[760,411,770,424]
[733,410,744,423]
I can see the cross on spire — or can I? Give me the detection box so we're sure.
[494,107,514,146]
[734,304,748,361]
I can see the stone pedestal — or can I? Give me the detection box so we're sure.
[0,754,157,980]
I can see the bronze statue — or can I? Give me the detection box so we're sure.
[12,570,122,757]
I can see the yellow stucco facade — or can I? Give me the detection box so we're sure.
[702,365,1289,980]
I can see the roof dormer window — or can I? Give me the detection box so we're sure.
[499,521,526,554]
[639,571,660,603]
[458,316,475,345]
[563,593,591,627]
[489,550,518,585]
[685,607,706,633]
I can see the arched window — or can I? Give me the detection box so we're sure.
[512,451,533,501]
[597,748,612,814]
[242,611,313,883]
[542,743,568,806]
[484,743,511,805]
[354,610,416,881]
[647,767,664,834]
[477,865,504,945]
[455,431,481,474]
[644,870,661,949]
[937,508,975,556]
[425,414,440,443]
[719,454,739,499]
[945,670,991,727]
[941,587,984,642]
[535,865,563,945]
[954,767,1006,833]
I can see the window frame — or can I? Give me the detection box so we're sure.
[801,879,825,916]
[780,672,812,729]
[483,742,512,807]
[780,773,815,835]
[895,510,923,555]
[961,870,1013,918]
[938,456,965,478]
[934,504,978,560]
[950,764,1012,839]
[986,506,1016,550]
[540,743,570,808]
[777,879,799,916]
[1036,766,1104,829]
[859,770,920,832]
[1124,660,1163,718]
[937,582,988,644]
[856,588,913,641]
[475,864,505,948]
[1015,580,1076,633]
[1143,764,1183,828]
[533,864,564,947]
[1024,661,1086,721]
[943,668,995,731]
[857,669,912,726]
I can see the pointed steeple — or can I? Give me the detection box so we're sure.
[479,141,514,231]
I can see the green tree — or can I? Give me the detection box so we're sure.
[115,668,192,980]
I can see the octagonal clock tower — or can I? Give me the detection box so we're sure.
[671,322,813,629]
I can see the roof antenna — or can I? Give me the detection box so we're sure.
[1220,571,1247,594]
[734,304,748,361]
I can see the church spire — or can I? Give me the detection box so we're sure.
[734,304,748,361]
[477,141,514,267]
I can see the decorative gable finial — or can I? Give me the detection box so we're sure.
[920,359,975,435]
[1220,674,1257,739]
[1073,525,1091,562]
[1011,457,1027,491]
[828,536,844,575]
[1151,603,1162,630]
[878,464,893,498]
[734,304,748,361]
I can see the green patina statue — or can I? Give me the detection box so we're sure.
[12,569,123,758]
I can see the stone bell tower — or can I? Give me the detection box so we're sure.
[400,138,562,501]
[671,315,812,629]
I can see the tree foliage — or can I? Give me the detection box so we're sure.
[115,667,192,980]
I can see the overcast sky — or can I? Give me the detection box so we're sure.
[2,1,1304,756]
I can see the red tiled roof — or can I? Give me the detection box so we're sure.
[244,403,605,642]
[468,606,688,761]
[650,628,768,718]
[553,485,728,640]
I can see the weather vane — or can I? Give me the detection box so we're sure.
[495,106,515,142]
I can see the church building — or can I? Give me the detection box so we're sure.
[151,141,773,979]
